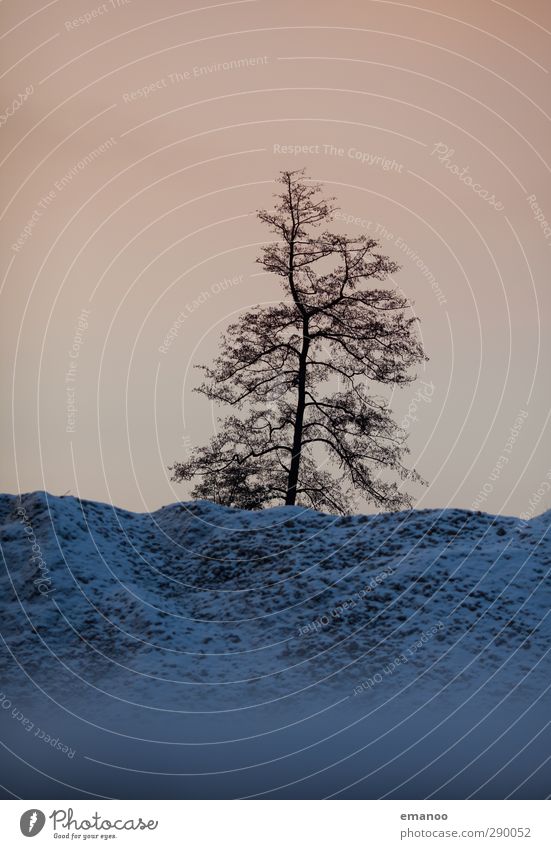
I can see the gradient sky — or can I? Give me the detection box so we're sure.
[1,0,550,515]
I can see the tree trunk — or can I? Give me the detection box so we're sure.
[286,322,310,505]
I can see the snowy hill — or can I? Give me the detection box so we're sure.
[1,492,550,799]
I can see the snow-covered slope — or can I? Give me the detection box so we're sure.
[1,492,550,799]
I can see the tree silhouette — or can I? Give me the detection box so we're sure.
[170,170,427,513]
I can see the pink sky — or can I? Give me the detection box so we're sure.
[1,0,550,515]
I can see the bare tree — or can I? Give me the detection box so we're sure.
[170,169,427,513]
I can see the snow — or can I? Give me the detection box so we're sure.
[0,491,550,799]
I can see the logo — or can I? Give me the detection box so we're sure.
[20,810,46,837]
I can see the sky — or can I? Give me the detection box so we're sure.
[1,0,550,516]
